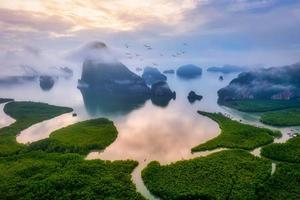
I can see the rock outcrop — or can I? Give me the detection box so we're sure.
[151,81,176,107]
[142,67,167,85]
[78,59,150,96]
[187,91,203,103]
[39,75,56,91]
[176,64,202,79]
[218,62,300,102]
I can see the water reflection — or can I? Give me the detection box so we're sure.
[86,100,220,164]
[150,96,175,107]
[79,88,149,116]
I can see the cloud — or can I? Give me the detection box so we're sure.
[66,41,118,64]
[0,8,74,33]
[0,0,299,72]
[0,0,201,33]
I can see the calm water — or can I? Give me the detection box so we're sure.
[1,70,297,199]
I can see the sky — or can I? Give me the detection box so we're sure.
[0,0,300,76]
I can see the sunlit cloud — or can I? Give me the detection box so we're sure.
[0,0,203,33]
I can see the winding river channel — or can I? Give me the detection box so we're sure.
[1,70,299,200]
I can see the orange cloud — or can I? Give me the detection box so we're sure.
[0,0,203,33]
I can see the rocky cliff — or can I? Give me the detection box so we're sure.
[218,63,300,102]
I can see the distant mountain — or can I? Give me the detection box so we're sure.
[218,62,300,102]
[207,65,245,74]
[0,75,37,85]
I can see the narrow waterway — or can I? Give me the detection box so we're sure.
[0,103,15,128]
[3,72,299,199]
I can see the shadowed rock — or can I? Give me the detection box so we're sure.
[142,67,167,85]
[218,62,300,102]
[39,75,56,91]
[187,91,203,103]
[151,81,176,107]
[176,64,202,79]
[78,60,150,97]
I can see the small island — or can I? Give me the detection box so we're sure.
[151,81,176,107]
[29,118,118,155]
[187,91,202,103]
[163,69,175,74]
[39,75,56,91]
[176,64,202,79]
[207,65,245,74]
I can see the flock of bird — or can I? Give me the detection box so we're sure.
[123,43,189,67]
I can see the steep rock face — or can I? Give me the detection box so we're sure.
[176,64,202,79]
[142,67,167,85]
[218,63,300,102]
[151,81,176,107]
[78,59,150,96]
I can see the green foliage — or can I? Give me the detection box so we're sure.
[29,118,118,155]
[222,99,300,112]
[257,163,300,200]
[192,111,280,152]
[261,136,300,163]
[0,101,73,156]
[4,101,73,123]
[0,151,144,200]
[260,108,300,126]
[142,150,271,200]
[0,101,145,199]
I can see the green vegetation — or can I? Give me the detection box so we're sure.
[222,99,300,112]
[0,151,144,200]
[142,150,271,200]
[260,108,300,126]
[257,163,300,200]
[221,100,300,127]
[261,136,300,163]
[192,111,281,152]
[0,98,14,104]
[29,118,118,155]
[0,101,73,156]
[0,101,145,199]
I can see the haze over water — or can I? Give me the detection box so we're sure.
[1,69,235,159]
